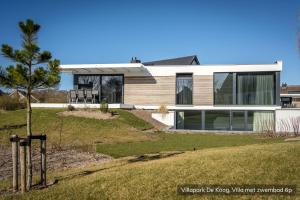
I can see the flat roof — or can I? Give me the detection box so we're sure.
[60,60,282,76]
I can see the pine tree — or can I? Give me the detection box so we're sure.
[0,19,60,189]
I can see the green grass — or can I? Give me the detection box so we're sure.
[96,133,284,158]
[2,142,299,200]
[0,108,155,149]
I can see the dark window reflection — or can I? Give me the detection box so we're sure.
[74,75,123,103]
[214,73,233,105]
[176,74,193,105]
[101,76,123,103]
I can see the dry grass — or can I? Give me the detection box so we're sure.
[0,108,156,149]
[58,110,117,120]
[1,142,299,199]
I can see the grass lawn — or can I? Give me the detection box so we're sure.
[96,133,284,158]
[1,142,299,199]
[0,108,155,149]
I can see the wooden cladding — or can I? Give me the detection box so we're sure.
[193,75,213,105]
[124,76,176,105]
[124,75,213,106]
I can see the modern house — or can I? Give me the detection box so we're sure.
[60,55,282,132]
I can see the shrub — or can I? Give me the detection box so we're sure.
[0,95,26,110]
[100,99,108,113]
[67,105,75,111]
[158,104,168,114]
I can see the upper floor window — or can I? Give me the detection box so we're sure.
[214,72,276,105]
[237,73,275,105]
[214,73,233,105]
[176,74,193,105]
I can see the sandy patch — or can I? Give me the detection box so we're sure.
[58,110,117,120]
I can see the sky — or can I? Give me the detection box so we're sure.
[0,0,300,90]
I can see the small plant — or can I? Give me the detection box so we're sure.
[100,99,108,113]
[158,104,168,114]
[67,105,75,111]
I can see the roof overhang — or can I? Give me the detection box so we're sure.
[60,63,145,74]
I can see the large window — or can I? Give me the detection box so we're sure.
[176,74,193,105]
[231,111,245,131]
[205,111,230,130]
[214,73,233,105]
[247,111,274,132]
[176,111,202,130]
[237,73,275,105]
[101,75,123,103]
[213,72,277,105]
[74,74,123,103]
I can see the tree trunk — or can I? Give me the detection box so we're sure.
[26,91,32,190]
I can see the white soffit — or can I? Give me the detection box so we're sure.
[60,61,282,76]
[60,63,145,74]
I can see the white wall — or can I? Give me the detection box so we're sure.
[152,111,175,127]
[275,109,300,133]
[31,103,134,109]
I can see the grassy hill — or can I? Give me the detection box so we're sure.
[1,142,299,199]
[0,108,155,149]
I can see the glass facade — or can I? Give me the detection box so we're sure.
[214,73,233,105]
[101,76,123,103]
[214,72,277,105]
[247,111,274,132]
[205,111,230,130]
[74,74,123,103]
[176,111,202,130]
[237,73,275,105]
[231,111,245,131]
[176,110,274,131]
[176,74,193,105]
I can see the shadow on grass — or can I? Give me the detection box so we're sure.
[128,151,184,163]
[0,123,26,131]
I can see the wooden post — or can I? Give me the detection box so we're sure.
[19,139,28,193]
[40,134,47,187]
[10,135,19,192]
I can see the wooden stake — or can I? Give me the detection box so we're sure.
[10,135,19,192]
[19,139,28,193]
[40,134,47,187]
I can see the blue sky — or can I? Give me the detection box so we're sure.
[0,0,300,90]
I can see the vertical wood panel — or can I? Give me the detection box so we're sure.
[124,76,175,105]
[193,75,213,105]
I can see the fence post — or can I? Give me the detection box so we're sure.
[19,139,28,193]
[40,134,47,187]
[10,135,19,192]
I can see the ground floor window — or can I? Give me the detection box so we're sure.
[176,110,274,131]
[247,111,274,132]
[176,111,202,130]
[205,111,230,130]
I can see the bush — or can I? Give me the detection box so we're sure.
[0,95,26,110]
[100,99,108,113]
[158,104,168,114]
[67,105,75,111]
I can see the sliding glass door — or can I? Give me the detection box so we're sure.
[101,75,123,103]
[74,74,123,103]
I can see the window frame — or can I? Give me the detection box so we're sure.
[175,73,193,105]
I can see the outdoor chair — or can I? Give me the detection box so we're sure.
[77,89,85,103]
[92,90,98,103]
[69,90,77,103]
[86,89,93,103]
